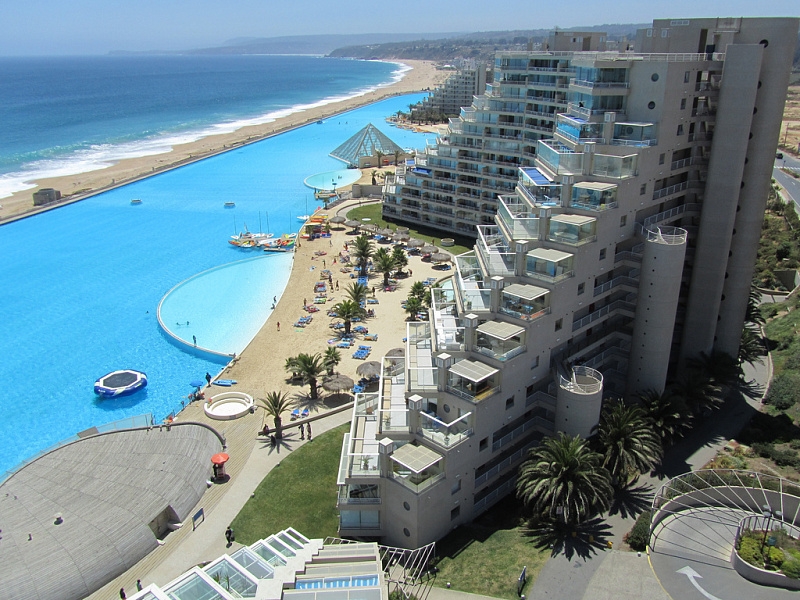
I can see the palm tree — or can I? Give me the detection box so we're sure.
[284,356,300,381]
[323,347,341,376]
[391,246,408,275]
[671,369,718,415]
[745,287,765,326]
[373,248,396,287]
[333,300,365,335]
[687,350,743,391]
[375,150,385,168]
[516,433,613,525]
[739,326,766,366]
[351,235,374,277]
[594,400,662,486]
[293,353,325,399]
[393,149,402,167]
[404,296,423,321]
[346,282,369,305]
[409,281,426,300]
[638,388,688,447]
[258,391,293,439]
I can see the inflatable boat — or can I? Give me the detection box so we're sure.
[94,369,148,398]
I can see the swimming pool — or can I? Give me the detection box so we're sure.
[304,169,362,191]
[0,94,437,472]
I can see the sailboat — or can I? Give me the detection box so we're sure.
[297,196,310,221]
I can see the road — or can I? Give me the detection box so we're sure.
[774,153,800,210]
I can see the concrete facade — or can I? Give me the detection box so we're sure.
[345,17,798,549]
[415,61,488,118]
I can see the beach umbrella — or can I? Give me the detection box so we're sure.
[386,347,405,357]
[421,245,438,254]
[431,252,451,263]
[322,374,355,399]
[330,215,346,224]
[345,219,360,229]
[378,227,394,237]
[189,379,204,389]
[396,227,410,235]
[362,223,379,233]
[407,238,424,248]
[211,453,229,465]
[393,231,410,241]
[356,361,382,379]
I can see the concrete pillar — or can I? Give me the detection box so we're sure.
[463,314,478,353]
[489,276,504,313]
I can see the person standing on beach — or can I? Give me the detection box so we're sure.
[277,322,280,331]
[205,372,212,385]
[300,423,305,440]
[307,422,312,440]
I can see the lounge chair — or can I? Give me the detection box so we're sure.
[301,408,309,418]
[290,408,300,420]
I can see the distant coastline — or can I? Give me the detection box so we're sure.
[0,59,447,224]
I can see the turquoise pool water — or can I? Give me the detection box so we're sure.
[304,169,362,191]
[0,95,436,472]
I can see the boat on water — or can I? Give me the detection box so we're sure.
[224,202,236,208]
[297,215,310,221]
[130,199,142,205]
[262,234,296,252]
[314,190,337,200]
[94,369,148,398]
[229,231,274,248]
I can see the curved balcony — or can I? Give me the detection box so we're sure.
[559,366,603,394]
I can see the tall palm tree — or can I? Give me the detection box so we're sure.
[258,391,293,439]
[409,281,426,300]
[516,433,613,525]
[351,235,374,277]
[375,150,385,168]
[373,248,396,287]
[404,296,423,321]
[293,353,325,399]
[638,388,688,448]
[739,326,766,366]
[346,282,369,305]
[323,347,341,376]
[594,400,662,486]
[671,369,718,415]
[745,287,765,326]
[391,246,408,275]
[284,356,299,380]
[393,149,402,167]
[687,350,743,391]
[333,300,365,335]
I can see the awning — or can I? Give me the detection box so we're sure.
[527,248,573,262]
[550,214,596,226]
[573,181,617,191]
[450,359,498,383]
[391,444,443,473]
[503,283,549,301]
[521,167,555,186]
[477,320,525,340]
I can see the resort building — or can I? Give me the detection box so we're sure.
[342,17,799,548]
[413,60,489,118]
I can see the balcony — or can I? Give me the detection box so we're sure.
[338,484,381,506]
[418,411,473,448]
[390,443,445,493]
[652,181,688,200]
[559,366,603,394]
[570,78,630,90]
[525,247,574,283]
[572,299,637,332]
[475,320,527,362]
[571,182,618,211]
[536,140,584,175]
[548,214,597,246]
[591,153,637,179]
[500,283,551,321]
[496,196,540,240]
[446,358,500,402]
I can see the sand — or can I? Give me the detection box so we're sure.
[0,59,449,223]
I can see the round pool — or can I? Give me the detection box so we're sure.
[204,391,254,420]
[304,169,361,191]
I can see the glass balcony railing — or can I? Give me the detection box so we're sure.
[547,215,597,246]
[536,140,584,175]
[497,196,540,240]
[591,153,637,179]
[418,411,474,448]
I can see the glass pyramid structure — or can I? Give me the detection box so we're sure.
[330,123,405,167]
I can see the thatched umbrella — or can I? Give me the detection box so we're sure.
[421,245,438,254]
[330,215,346,224]
[386,347,405,357]
[356,361,383,379]
[322,373,355,399]
[362,223,379,233]
[396,227,410,235]
[378,227,394,237]
[407,238,424,248]
[345,219,361,229]
[431,252,452,263]
[393,231,410,242]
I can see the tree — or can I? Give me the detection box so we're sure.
[346,282,369,305]
[373,248,396,287]
[594,400,662,485]
[745,287,765,326]
[516,433,613,525]
[292,353,325,400]
[687,350,743,392]
[739,327,766,366]
[323,347,341,376]
[409,281,427,300]
[375,150,385,169]
[351,235,374,277]
[638,388,688,447]
[404,296,423,320]
[391,246,408,275]
[393,149,402,166]
[258,391,293,438]
[333,299,365,335]
[284,356,299,380]
[670,369,719,415]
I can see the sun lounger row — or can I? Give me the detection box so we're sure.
[294,315,313,327]
[353,345,372,359]
[291,408,310,420]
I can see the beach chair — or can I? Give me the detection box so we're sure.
[364,333,378,341]
[301,408,309,419]
[352,385,365,394]
[291,408,300,420]
[367,298,379,304]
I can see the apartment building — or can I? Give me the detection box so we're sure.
[414,60,489,118]
[345,17,798,549]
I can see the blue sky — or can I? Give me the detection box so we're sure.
[0,0,797,55]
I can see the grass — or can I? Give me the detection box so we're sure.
[432,497,549,599]
[344,203,473,255]
[230,424,348,544]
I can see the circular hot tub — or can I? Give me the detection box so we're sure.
[204,391,254,420]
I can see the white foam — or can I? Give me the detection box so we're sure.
[0,60,412,200]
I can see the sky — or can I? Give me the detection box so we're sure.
[0,0,797,55]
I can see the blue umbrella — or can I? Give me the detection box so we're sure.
[189,380,204,388]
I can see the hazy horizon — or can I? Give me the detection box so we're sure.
[0,0,797,56]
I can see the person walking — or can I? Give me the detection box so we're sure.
[277,322,280,331]
[300,423,305,440]
[120,588,126,600]
[205,372,212,385]
[307,422,312,441]
[225,526,234,547]
[136,580,143,592]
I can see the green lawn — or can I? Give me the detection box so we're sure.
[344,203,473,255]
[432,498,549,599]
[230,424,348,543]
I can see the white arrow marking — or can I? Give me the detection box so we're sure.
[676,566,723,600]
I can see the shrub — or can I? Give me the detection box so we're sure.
[737,536,763,566]
[790,439,800,450]
[625,509,652,551]
[768,546,785,568]
[782,559,800,579]
[764,373,800,410]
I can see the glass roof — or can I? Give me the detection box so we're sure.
[330,124,405,167]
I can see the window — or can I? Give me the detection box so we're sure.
[531,355,539,368]
[684,71,691,83]
[620,215,627,227]
[555,319,563,331]
[480,437,488,451]
[648,101,656,109]
[451,480,461,495]
[451,506,461,520]
[677,124,684,135]
[640,184,647,195]
[651,73,659,82]
[680,98,686,110]
[659,153,665,165]
[599,248,606,260]
[505,397,514,410]
[578,282,585,295]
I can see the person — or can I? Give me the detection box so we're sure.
[277,322,280,331]
[260,424,270,437]
[225,526,234,547]
[323,259,326,268]
[335,281,339,290]
[136,580,143,592]
[192,335,197,346]
[270,435,277,448]
[300,423,305,440]
[303,298,307,307]
[273,296,277,303]
[307,422,312,441]
[409,269,413,276]
[205,372,212,385]
[120,589,126,600]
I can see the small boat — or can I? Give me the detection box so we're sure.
[212,379,238,387]
[130,199,142,205]
[94,369,148,398]
[224,202,236,208]
[297,214,310,221]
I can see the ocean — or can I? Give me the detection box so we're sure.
[0,55,406,198]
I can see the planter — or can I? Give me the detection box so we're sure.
[440,238,455,247]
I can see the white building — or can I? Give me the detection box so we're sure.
[345,17,799,549]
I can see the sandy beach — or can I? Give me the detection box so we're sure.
[0,59,448,223]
